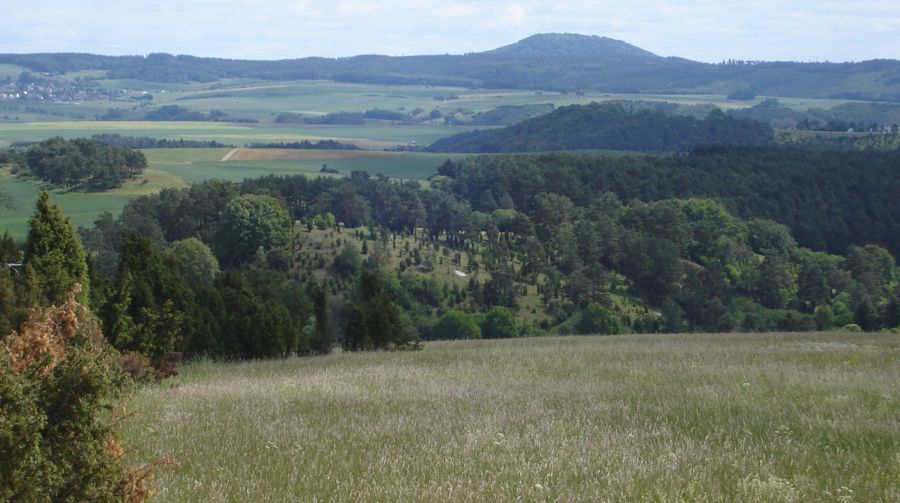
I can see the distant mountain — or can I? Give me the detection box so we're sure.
[2,34,900,101]
[484,33,661,61]
[427,102,775,153]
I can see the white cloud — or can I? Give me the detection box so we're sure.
[503,4,529,25]
[336,1,379,14]
[435,2,481,19]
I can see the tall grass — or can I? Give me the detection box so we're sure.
[122,332,899,501]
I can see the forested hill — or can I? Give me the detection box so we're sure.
[435,147,900,257]
[427,103,774,153]
[3,34,900,101]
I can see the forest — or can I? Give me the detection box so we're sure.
[434,147,900,256]
[427,103,775,153]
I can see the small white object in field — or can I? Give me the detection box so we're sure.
[454,270,468,277]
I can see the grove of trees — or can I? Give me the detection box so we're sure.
[19,137,147,190]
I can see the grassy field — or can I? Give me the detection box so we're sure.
[120,332,899,502]
[0,166,137,237]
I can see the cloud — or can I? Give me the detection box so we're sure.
[503,4,529,25]
[336,1,378,14]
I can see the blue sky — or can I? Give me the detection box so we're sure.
[2,1,899,62]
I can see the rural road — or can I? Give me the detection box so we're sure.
[221,148,240,161]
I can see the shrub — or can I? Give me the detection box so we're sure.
[480,306,520,339]
[434,310,481,340]
[0,285,159,501]
[576,303,622,335]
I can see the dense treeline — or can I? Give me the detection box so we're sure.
[3,34,900,101]
[143,105,232,122]
[247,140,360,150]
[90,134,233,149]
[19,137,146,189]
[470,104,556,126]
[302,112,366,125]
[434,148,900,257]
[777,131,900,151]
[427,103,774,153]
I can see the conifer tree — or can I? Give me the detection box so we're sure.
[342,270,402,351]
[312,284,333,354]
[23,191,89,305]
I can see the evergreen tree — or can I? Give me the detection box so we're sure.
[24,191,89,305]
[100,233,193,370]
[854,299,880,332]
[884,294,900,329]
[342,270,403,350]
[312,284,332,354]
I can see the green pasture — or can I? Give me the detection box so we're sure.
[0,167,134,236]
[121,332,900,502]
[162,152,458,184]
[0,64,26,80]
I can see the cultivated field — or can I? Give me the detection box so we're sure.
[226,148,402,162]
[0,121,476,149]
[121,332,899,502]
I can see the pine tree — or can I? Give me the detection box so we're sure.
[312,284,332,354]
[342,270,403,351]
[882,294,900,329]
[24,190,89,305]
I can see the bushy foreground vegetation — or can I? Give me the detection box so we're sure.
[0,196,160,501]
[122,333,899,501]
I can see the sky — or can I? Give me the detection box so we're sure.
[2,1,899,63]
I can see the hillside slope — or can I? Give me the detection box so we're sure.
[427,102,774,153]
[3,34,900,101]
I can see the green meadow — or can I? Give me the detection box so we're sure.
[0,166,135,237]
[121,332,900,502]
